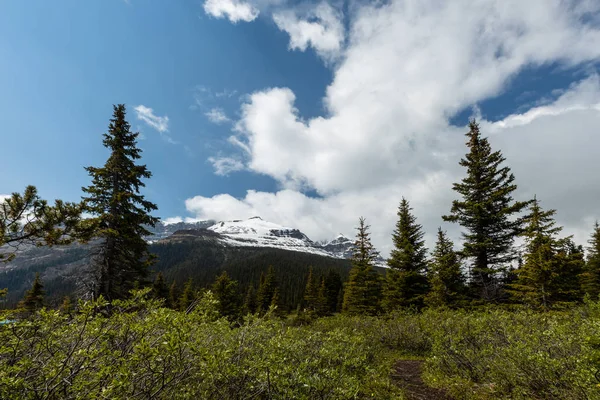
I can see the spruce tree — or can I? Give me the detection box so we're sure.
[152,272,168,302]
[211,271,242,321]
[243,285,257,314]
[582,221,600,299]
[425,228,467,308]
[384,198,429,310]
[179,279,196,312]
[509,197,572,309]
[18,273,45,313]
[323,270,342,314]
[443,120,530,302]
[81,104,158,301]
[168,282,179,309]
[303,267,318,311]
[256,266,277,313]
[315,278,329,316]
[342,217,382,315]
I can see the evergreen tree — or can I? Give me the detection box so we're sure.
[556,239,584,304]
[384,198,429,310]
[152,272,168,302]
[179,279,196,312]
[256,266,277,313]
[60,296,74,317]
[315,278,329,316]
[342,217,382,315]
[443,120,530,302]
[425,228,467,308]
[1,186,81,262]
[211,271,242,321]
[243,285,257,314]
[303,267,318,311]
[168,282,179,310]
[81,104,158,301]
[323,270,343,314]
[509,197,573,309]
[18,273,45,313]
[582,221,600,299]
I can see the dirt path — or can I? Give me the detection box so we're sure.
[391,360,453,400]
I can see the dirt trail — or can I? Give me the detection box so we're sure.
[391,360,453,400]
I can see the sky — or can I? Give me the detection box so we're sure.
[1,0,600,256]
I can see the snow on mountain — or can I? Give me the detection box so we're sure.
[321,234,354,259]
[206,217,334,257]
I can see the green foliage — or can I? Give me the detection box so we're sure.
[152,272,169,302]
[384,198,429,310]
[81,104,158,301]
[0,289,401,399]
[211,271,242,321]
[582,221,600,299]
[179,279,197,312]
[0,186,81,262]
[243,284,257,314]
[303,267,318,311]
[257,266,278,313]
[424,308,598,399]
[17,273,44,314]
[443,120,531,302]
[425,228,467,308]
[343,217,383,315]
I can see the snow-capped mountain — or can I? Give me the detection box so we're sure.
[158,216,361,260]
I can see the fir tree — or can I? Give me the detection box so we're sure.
[179,279,196,312]
[443,120,530,302]
[342,217,382,315]
[509,197,570,309]
[315,278,329,316]
[256,266,277,313]
[303,267,318,311]
[168,282,179,310]
[582,221,600,299]
[384,198,429,310]
[243,285,257,314]
[18,273,45,313]
[424,228,467,308]
[81,104,158,301]
[152,272,168,303]
[211,271,242,321]
[556,239,584,304]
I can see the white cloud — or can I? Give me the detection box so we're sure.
[273,2,345,62]
[205,107,231,124]
[134,105,178,144]
[187,0,600,255]
[203,0,259,23]
[208,156,245,175]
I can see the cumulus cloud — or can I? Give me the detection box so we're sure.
[187,0,600,255]
[203,0,259,23]
[208,156,245,176]
[273,2,345,61]
[205,107,231,124]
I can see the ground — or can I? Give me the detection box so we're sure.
[392,360,452,400]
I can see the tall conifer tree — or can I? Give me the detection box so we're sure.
[81,104,158,301]
[256,266,278,313]
[425,228,467,308]
[152,272,168,302]
[384,198,429,310]
[211,271,242,321]
[443,120,530,301]
[582,221,600,299]
[303,267,318,311]
[342,217,382,315]
[18,273,45,313]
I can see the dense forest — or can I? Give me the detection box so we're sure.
[2,106,600,399]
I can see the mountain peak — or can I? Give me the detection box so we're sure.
[248,216,263,220]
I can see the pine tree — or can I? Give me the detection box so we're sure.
[303,267,318,311]
[384,198,429,310]
[425,228,467,308]
[342,217,382,315]
[556,239,584,304]
[152,272,169,303]
[256,266,277,313]
[243,285,257,314]
[582,221,600,299]
[18,273,45,313]
[211,271,242,321]
[443,120,530,302]
[168,282,179,309]
[509,197,571,309]
[179,279,196,312]
[316,278,329,316]
[81,104,158,301]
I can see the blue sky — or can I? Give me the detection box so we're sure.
[1,0,600,253]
